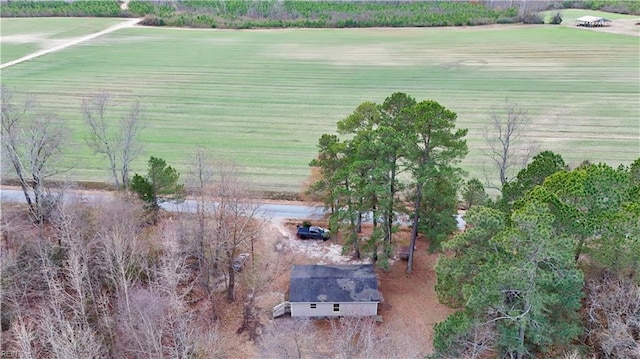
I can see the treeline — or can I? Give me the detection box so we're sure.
[132,0,524,29]
[552,0,640,14]
[0,0,125,18]
[0,0,518,28]
[3,1,638,28]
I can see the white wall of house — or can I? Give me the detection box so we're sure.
[290,301,378,317]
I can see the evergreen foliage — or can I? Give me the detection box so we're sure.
[499,150,567,212]
[4,0,638,27]
[550,12,563,24]
[130,156,184,213]
[1,0,123,17]
[418,170,460,252]
[435,156,640,357]
[311,93,467,270]
[1,0,522,28]
[523,161,640,272]
[435,203,584,357]
[553,0,640,14]
[462,178,489,209]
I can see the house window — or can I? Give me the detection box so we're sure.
[333,303,340,312]
[310,303,317,309]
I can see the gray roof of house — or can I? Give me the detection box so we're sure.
[289,264,380,303]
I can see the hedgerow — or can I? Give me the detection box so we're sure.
[0,0,519,28]
[0,0,123,17]
[2,0,637,28]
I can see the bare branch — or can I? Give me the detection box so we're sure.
[1,86,71,222]
[482,99,536,191]
[120,100,144,189]
[211,160,263,302]
[259,319,314,359]
[82,92,119,187]
[81,92,144,189]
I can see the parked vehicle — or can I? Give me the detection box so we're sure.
[296,225,330,241]
[233,253,250,272]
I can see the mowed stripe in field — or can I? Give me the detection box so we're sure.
[1,23,638,191]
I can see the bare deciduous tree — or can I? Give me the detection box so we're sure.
[437,321,497,359]
[185,148,218,295]
[327,316,422,359]
[4,295,38,359]
[95,197,147,322]
[39,277,104,359]
[585,271,640,359]
[8,225,105,359]
[82,91,143,189]
[482,99,537,191]
[118,100,143,190]
[1,85,71,222]
[2,193,230,359]
[114,287,169,358]
[3,269,39,356]
[329,317,379,359]
[114,230,201,359]
[210,161,262,302]
[259,319,315,359]
[191,324,226,359]
[1,216,46,356]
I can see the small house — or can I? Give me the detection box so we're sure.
[275,264,380,318]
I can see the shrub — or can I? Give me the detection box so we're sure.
[602,3,632,14]
[519,12,544,24]
[550,12,563,24]
[141,14,165,26]
[467,17,493,26]
[496,16,517,24]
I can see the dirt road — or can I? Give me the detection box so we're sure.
[0,18,142,70]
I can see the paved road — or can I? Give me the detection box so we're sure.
[159,198,325,219]
[1,187,464,227]
[0,187,324,220]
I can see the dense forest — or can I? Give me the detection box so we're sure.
[1,0,640,28]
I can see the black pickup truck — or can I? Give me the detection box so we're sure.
[296,225,330,241]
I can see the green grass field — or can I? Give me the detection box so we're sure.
[1,18,638,193]
[0,17,127,63]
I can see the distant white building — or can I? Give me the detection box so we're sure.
[273,264,380,318]
[576,16,612,27]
